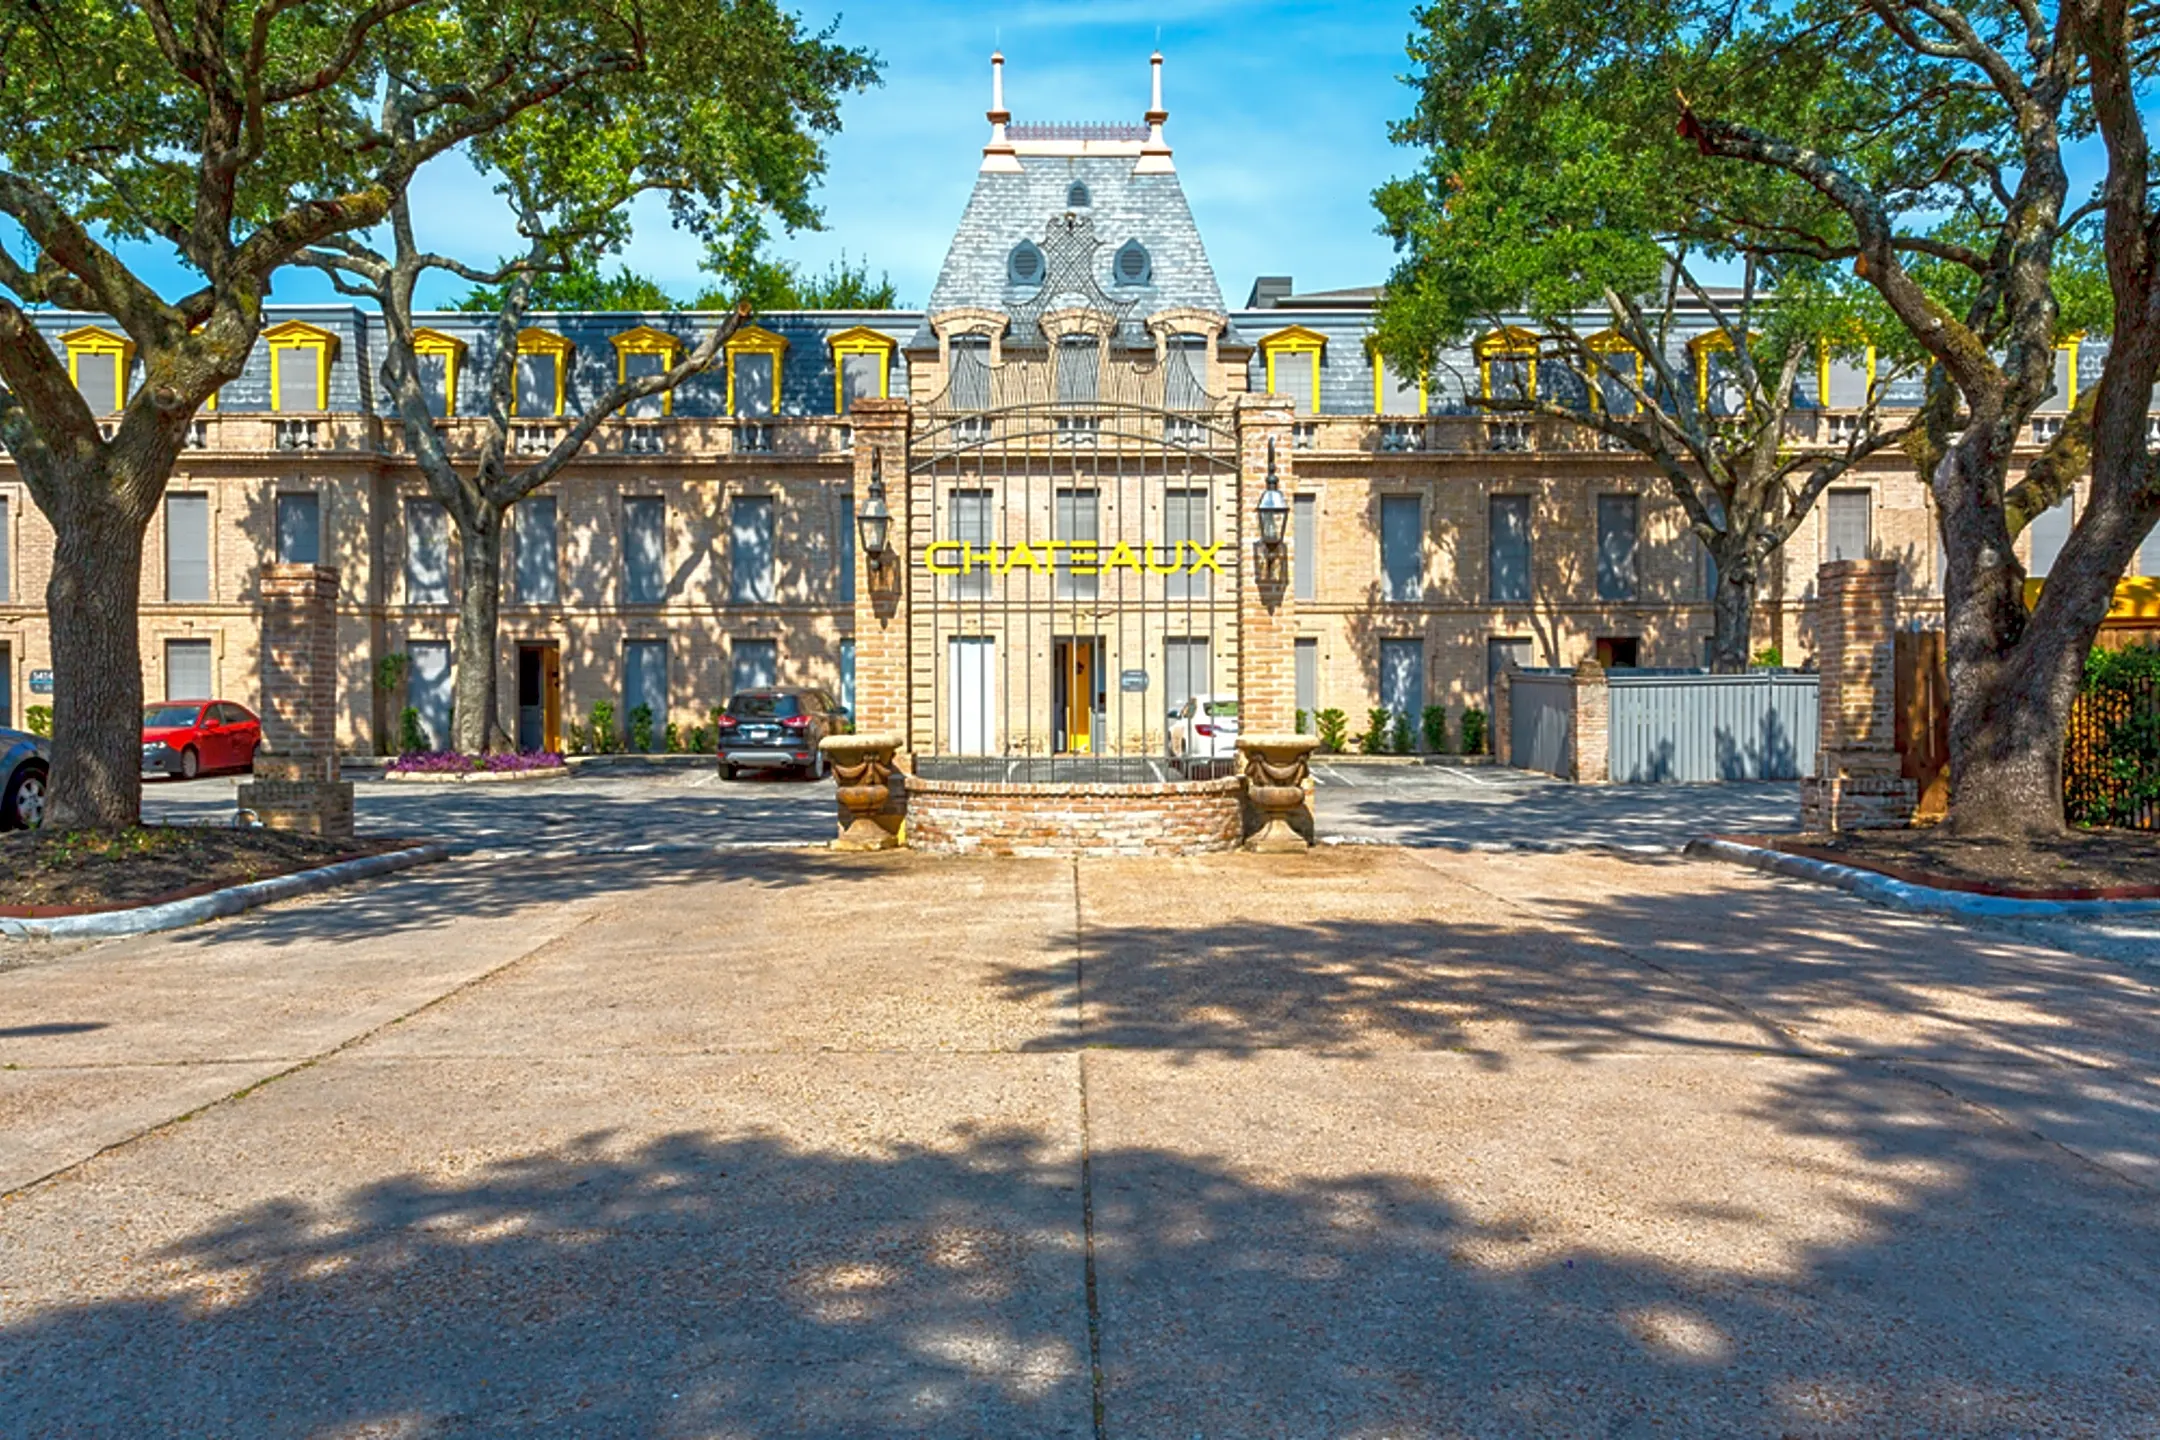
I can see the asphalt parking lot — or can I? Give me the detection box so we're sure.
[139,758,1803,855]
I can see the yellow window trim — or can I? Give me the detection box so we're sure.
[828,326,896,413]
[1584,330,1642,416]
[725,324,789,416]
[1687,330,1757,411]
[1260,325,1326,415]
[1814,339,1878,409]
[512,328,575,417]
[262,319,339,412]
[2058,332,2084,410]
[609,324,686,417]
[411,328,467,417]
[1474,326,1538,401]
[61,325,135,413]
[1367,342,1428,416]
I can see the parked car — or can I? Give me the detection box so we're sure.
[0,726,48,830]
[142,700,262,779]
[716,687,850,780]
[1168,694,1241,770]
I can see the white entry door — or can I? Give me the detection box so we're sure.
[947,637,996,755]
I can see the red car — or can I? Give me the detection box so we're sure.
[142,700,262,779]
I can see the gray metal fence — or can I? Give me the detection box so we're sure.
[1606,669,1817,782]
[1509,669,1576,776]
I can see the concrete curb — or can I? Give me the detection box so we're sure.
[381,767,568,785]
[1326,835,1677,856]
[1686,837,2160,919]
[0,843,452,941]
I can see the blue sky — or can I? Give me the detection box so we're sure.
[141,0,1423,311]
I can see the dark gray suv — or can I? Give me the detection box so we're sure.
[1,726,50,830]
[716,687,850,781]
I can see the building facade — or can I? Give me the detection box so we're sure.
[0,55,2132,753]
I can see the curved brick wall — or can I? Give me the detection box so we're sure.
[900,774,1245,857]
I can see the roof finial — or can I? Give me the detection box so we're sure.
[1137,50,1174,174]
[981,51,1021,173]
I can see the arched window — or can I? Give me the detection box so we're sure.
[1112,240,1151,287]
[1009,240,1045,287]
[1067,181,1090,208]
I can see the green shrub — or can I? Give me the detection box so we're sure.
[1315,708,1348,754]
[1751,644,1785,669]
[629,703,655,754]
[1360,707,1392,755]
[1421,704,1450,753]
[687,725,711,754]
[565,720,588,756]
[1389,713,1412,754]
[1295,707,1310,735]
[25,705,52,738]
[664,721,683,754]
[398,706,427,756]
[589,701,616,754]
[373,652,409,695]
[2067,643,2160,827]
[1460,707,1488,757]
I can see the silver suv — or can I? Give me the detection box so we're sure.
[1,727,50,830]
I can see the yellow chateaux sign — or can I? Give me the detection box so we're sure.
[924,540,1225,576]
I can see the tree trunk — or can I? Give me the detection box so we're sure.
[451,506,514,755]
[1706,546,1759,673]
[44,481,150,829]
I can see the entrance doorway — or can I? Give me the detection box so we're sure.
[517,643,562,753]
[1053,637,1103,754]
[947,637,996,755]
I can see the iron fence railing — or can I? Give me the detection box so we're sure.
[2065,674,2160,829]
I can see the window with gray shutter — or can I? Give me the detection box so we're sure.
[729,495,772,604]
[1489,495,1530,603]
[75,352,119,414]
[1825,356,1870,408]
[1379,639,1425,725]
[1056,489,1099,600]
[1164,637,1210,716]
[733,352,775,417]
[515,354,558,416]
[404,499,449,605]
[516,497,558,604]
[1378,356,1424,414]
[949,489,992,600]
[166,493,210,602]
[1293,494,1317,600]
[625,496,668,605]
[840,353,882,413]
[164,639,214,701]
[1056,336,1099,405]
[623,639,667,745]
[1381,494,1422,602]
[417,352,450,417]
[1165,335,1207,411]
[2028,495,2074,577]
[1164,488,1211,601]
[731,637,777,695]
[2139,517,2160,581]
[1827,489,1871,563]
[838,494,856,604]
[408,641,452,749]
[1295,637,1318,725]
[0,494,10,604]
[623,351,667,419]
[1487,355,1531,403]
[840,638,856,717]
[1703,352,1743,416]
[1271,350,1315,412]
[275,493,320,566]
[1596,494,1638,600]
[947,337,990,411]
[275,347,319,412]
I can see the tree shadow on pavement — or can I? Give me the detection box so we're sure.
[2,1116,2154,1438]
[1320,779,1802,848]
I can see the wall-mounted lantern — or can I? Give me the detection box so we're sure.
[1256,438,1290,551]
[857,452,892,559]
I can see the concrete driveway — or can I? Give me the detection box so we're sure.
[3,844,2156,1436]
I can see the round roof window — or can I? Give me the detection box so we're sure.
[1010,240,1044,286]
[1113,240,1150,287]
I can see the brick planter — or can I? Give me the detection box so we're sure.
[900,773,1245,857]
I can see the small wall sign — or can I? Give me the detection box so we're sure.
[1119,669,1149,693]
[29,669,53,695]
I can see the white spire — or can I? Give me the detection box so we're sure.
[1137,50,1174,174]
[982,50,1021,173]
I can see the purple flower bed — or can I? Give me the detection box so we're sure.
[387,750,566,774]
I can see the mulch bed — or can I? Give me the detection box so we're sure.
[0,827,398,916]
[1736,827,2160,900]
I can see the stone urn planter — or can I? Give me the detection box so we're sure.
[1236,734,1319,852]
[820,733,903,851]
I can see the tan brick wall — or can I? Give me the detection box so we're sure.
[902,773,1244,856]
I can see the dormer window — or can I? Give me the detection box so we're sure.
[1113,240,1151,287]
[263,319,339,413]
[1009,240,1045,288]
[1067,181,1091,208]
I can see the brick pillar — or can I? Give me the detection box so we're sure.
[849,398,913,765]
[1571,659,1610,783]
[1492,662,1517,764]
[1801,558,1915,830]
[238,564,354,838]
[1236,395,1297,735]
